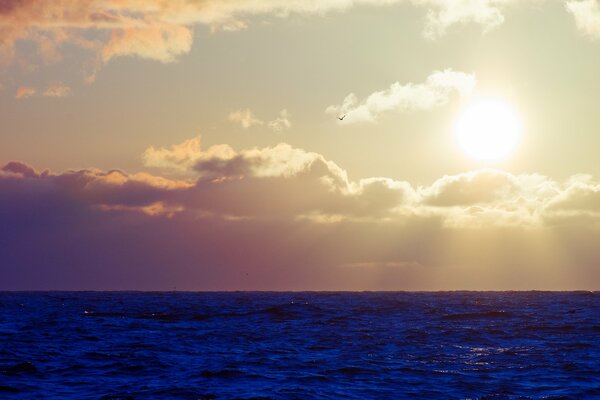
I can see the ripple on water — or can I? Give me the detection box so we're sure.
[0,291,598,399]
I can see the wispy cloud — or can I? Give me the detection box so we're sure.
[101,25,193,64]
[0,0,528,86]
[566,0,600,38]
[229,108,292,132]
[413,0,517,39]
[43,83,73,98]
[14,83,73,99]
[267,109,292,133]
[326,69,475,123]
[228,109,265,129]
[15,86,36,99]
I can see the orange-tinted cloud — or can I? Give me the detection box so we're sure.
[137,136,600,226]
[3,138,597,226]
[15,85,35,98]
[101,24,193,63]
[2,138,600,290]
[43,83,73,97]
[0,0,531,84]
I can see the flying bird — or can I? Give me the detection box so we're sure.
[338,114,346,121]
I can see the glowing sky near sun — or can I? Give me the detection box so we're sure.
[456,97,521,162]
[1,0,600,290]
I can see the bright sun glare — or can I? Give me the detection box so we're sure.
[456,98,521,162]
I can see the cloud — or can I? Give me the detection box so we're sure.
[566,0,600,38]
[143,136,349,183]
[229,108,292,132]
[0,161,190,207]
[546,175,600,213]
[412,0,515,39]
[2,142,600,289]
[2,161,37,177]
[228,109,264,129]
[0,1,527,85]
[14,83,73,99]
[142,136,236,173]
[137,136,600,227]
[422,169,517,206]
[102,25,193,63]
[267,109,292,132]
[43,83,72,97]
[326,69,476,123]
[15,86,35,99]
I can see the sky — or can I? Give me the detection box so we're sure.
[2,0,600,290]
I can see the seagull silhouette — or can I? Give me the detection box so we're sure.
[338,114,346,121]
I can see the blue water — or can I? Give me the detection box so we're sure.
[0,292,599,399]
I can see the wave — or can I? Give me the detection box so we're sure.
[82,302,323,323]
[0,385,20,393]
[1,361,38,375]
[442,310,512,320]
[2,292,599,399]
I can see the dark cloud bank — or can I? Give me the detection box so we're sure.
[1,142,600,290]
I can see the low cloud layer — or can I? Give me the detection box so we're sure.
[2,138,599,290]
[326,70,476,123]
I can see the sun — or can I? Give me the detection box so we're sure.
[456,97,521,162]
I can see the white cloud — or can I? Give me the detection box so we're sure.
[228,109,264,129]
[412,0,515,38]
[139,136,600,228]
[143,136,347,183]
[546,175,600,213]
[267,109,292,132]
[566,0,600,38]
[326,69,476,123]
[229,108,292,132]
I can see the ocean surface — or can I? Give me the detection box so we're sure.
[0,292,599,399]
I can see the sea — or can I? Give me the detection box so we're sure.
[0,292,599,399]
